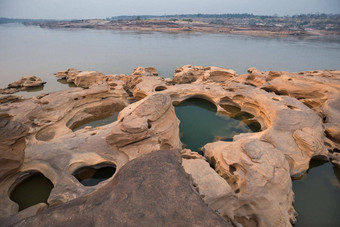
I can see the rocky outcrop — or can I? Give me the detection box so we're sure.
[73,71,106,88]
[234,68,340,166]
[106,93,181,159]
[56,68,82,82]
[0,76,46,94]
[132,66,158,77]
[173,65,238,84]
[0,119,28,181]
[2,150,231,227]
[7,76,45,89]
[203,140,295,226]
[0,65,339,226]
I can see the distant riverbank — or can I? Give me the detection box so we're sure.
[24,18,339,38]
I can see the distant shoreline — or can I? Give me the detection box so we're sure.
[19,14,339,38]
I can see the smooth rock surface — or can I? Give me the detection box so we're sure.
[2,150,231,227]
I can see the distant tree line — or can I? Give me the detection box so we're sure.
[107,13,340,21]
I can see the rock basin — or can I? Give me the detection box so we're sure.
[0,65,339,226]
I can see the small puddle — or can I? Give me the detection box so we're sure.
[292,159,340,227]
[10,173,54,211]
[73,165,116,186]
[174,98,260,153]
[72,112,119,131]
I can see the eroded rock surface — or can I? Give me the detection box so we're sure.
[0,76,46,94]
[1,65,339,227]
[234,68,340,166]
[2,150,231,227]
[173,65,238,84]
[106,93,181,159]
[0,119,28,181]
[56,68,82,82]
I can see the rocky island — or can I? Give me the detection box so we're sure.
[0,65,339,226]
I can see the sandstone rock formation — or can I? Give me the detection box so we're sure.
[56,68,82,82]
[173,65,238,84]
[2,150,231,227]
[0,76,46,94]
[7,76,45,89]
[0,119,28,181]
[234,68,340,166]
[73,71,106,88]
[0,65,339,227]
[132,66,158,77]
[106,93,181,160]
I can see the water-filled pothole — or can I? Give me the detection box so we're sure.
[72,112,119,131]
[9,173,54,211]
[174,98,261,153]
[292,159,340,227]
[73,164,116,186]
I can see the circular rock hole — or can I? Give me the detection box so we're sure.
[155,86,167,92]
[73,163,116,186]
[9,172,54,211]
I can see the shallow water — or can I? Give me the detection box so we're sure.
[73,166,116,186]
[292,160,340,227]
[10,173,54,211]
[174,98,258,152]
[72,112,119,131]
[1,23,340,98]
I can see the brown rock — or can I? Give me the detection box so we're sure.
[56,68,82,82]
[173,65,237,84]
[132,66,158,77]
[2,150,231,227]
[0,119,28,180]
[8,76,45,89]
[73,71,106,88]
[106,93,181,159]
[203,140,295,227]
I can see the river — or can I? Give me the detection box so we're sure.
[1,23,339,226]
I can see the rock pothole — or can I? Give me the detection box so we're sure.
[9,172,54,211]
[72,163,116,186]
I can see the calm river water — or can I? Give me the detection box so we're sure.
[1,23,339,226]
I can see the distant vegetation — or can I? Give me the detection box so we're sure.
[106,13,340,31]
[2,13,339,33]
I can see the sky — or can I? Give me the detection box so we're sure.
[0,0,339,19]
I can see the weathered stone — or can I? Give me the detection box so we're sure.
[8,76,45,89]
[106,93,181,159]
[1,65,339,226]
[203,140,295,227]
[0,119,28,181]
[56,68,82,82]
[2,150,231,227]
[132,66,158,77]
[0,94,22,104]
[173,65,237,84]
[182,158,233,202]
[73,71,106,88]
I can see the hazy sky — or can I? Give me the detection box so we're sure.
[0,0,339,19]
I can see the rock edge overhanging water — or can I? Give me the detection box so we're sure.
[0,66,339,226]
